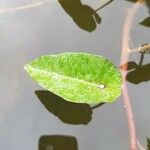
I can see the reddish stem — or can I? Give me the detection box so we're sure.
[120,1,145,150]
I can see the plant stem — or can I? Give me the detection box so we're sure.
[120,1,145,150]
[95,0,113,12]
[139,53,144,66]
[129,44,150,53]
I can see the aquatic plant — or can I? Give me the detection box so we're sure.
[120,0,150,149]
[24,52,122,104]
[24,0,149,150]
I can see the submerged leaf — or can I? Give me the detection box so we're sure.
[24,52,122,104]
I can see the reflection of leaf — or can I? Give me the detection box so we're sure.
[58,0,101,32]
[126,63,150,84]
[125,0,137,2]
[121,53,150,84]
[39,135,78,150]
[120,61,137,71]
[140,17,150,28]
[147,138,150,150]
[125,0,149,3]
[24,52,122,104]
[35,90,92,125]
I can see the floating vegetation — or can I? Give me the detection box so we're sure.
[25,52,122,104]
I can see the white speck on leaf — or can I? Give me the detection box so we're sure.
[97,84,105,89]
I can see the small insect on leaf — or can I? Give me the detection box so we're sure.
[24,52,122,104]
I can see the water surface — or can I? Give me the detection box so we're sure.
[0,0,150,149]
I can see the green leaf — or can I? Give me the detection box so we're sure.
[24,52,122,104]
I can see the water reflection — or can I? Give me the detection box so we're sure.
[95,0,113,12]
[58,0,101,32]
[126,62,150,84]
[140,16,150,28]
[147,138,150,150]
[0,0,49,14]
[35,90,92,125]
[140,1,150,28]
[125,0,149,3]
[39,135,78,150]
[126,0,150,27]
[120,53,150,84]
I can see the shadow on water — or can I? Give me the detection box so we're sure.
[58,0,101,32]
[39,135,78,150]
[35,90,93,125]
[126,63,150,84]
[120,53,150,84]
[147,138,150,150]
[35,90,104,125]
[139,1,150,28]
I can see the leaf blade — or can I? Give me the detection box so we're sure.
[25,52,122,104]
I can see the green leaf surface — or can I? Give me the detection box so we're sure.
[24,52,122,104]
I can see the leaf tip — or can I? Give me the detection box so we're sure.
[24,63,30,73]
[24,64,28,71]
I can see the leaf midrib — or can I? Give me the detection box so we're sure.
[26,64,105,88]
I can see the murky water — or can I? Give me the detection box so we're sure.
[0,0,149,150]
